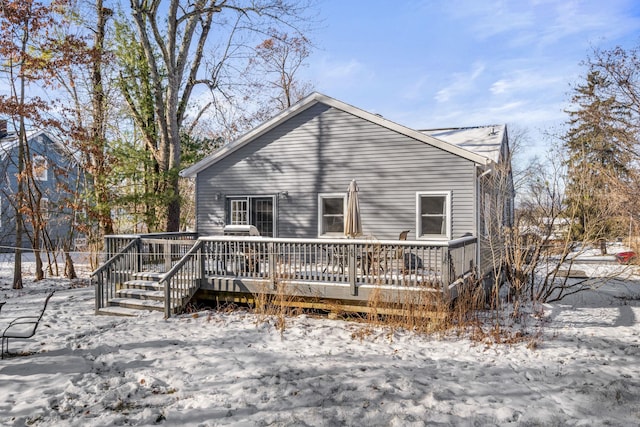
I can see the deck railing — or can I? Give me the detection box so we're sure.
[160,240,204,317]
[93,233,199,314]
[199,235,477,295]
[93,234,478,315]
[92,238,139,313]
[104,232,198,259]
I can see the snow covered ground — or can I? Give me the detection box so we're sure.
[0,254,639,426]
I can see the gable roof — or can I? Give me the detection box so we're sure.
[0,130,67,161]
[181,92,499,178]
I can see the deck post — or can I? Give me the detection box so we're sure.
[164,241,172,272]
[441,248,450,299]
[136,237,142,273]
[164,277,171,318]
[348,244,357,296]
[198,243,205,287]
[268,242,277,285]
[93,274,100,314]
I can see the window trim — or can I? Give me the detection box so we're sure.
[40,197,49,221]
[225,195,276,237]
[317,193,346,238]
[74,208,87,226]
[228,198,249,225]
[416,191,451,240]
[33,155,48,181]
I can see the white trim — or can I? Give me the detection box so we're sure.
[317,193,346,238]
[482,191,491,237]
[415,191,451,240]
[33,155,48,181]
[225,195,277,236]
[40,197,49,220]
[229,198,248,225]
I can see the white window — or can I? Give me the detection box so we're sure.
[40,197,49,221]
[74,237,88,250]
[33,155,48,181]
[318,193,346,237]
[416,192,451,240]
[229,199,248,225]
[74,208,87,227]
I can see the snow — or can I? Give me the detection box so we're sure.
[421,125,505,163]
[0,255,639,426]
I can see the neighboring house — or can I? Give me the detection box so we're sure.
[181,92,514,282]
[519,217,572,242]
[0,120,82,251]
[94,92,514,317]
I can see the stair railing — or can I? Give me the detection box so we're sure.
[159,240,204,318]
[92,238,141,313]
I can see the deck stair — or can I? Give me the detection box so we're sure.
[97,272,166,317]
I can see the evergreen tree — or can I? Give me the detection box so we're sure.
[564,68,636,240]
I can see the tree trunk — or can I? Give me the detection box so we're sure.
[12,185,23,289]
[13,125,25,290]
[166,177,181,231]
[63,240,77,279]
[92,0,113,237]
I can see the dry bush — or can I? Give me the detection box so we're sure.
[251,281,303,334]
[353,275,543,347]
[361,278,486,337]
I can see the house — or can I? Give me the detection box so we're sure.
[0,121,83,251]
[93,93,514,317]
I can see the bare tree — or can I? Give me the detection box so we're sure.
[53,0,117,269]
[252,29,313,110]
[501,141,626,307]
[122,0,312,232]
[0,0,67,286]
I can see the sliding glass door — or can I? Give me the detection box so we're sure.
[227,196,274,237]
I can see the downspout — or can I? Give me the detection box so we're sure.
[478,168,493,179]
[476,165,493,283]
[194,176,198,235]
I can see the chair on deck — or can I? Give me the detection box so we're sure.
[395,230,410,257]
[394,230,411,273]
[1,291,55,359]
[323,246,347,274]
[363,231,411,275]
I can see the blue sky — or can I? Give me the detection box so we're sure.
[302,0,640,157]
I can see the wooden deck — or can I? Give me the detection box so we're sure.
[92,233,478,317]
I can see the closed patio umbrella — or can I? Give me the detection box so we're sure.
[344,179,363,238]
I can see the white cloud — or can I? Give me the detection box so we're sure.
[435,62,486,103]
[436,0,640,51]
[314,56,374,82]
[490,70,565,96]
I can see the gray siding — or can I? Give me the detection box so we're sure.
[477,134,511,278]
[0,134,80,250]
[195,103,477,240]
